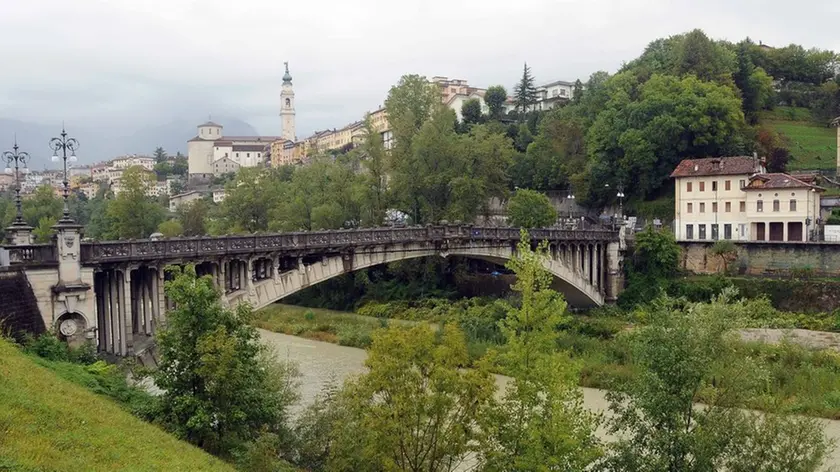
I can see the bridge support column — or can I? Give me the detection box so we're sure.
[102,271,114,354]
[120,269,134,356]
[155,268,165,325]
[246,257,255,295]
[605,241,625,303]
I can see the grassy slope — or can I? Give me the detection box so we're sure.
[0,339,235,472]
[761,106,837,171]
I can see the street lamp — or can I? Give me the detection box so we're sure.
[566,191,575,220]
[3,140,30,228]
[617,186,626,220]
[49,127,79,224]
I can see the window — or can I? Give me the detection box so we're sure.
[725,201,731,212]
[740,179,746,189]
[790,199,797,211]
[711,224,719,240]
[247,153,250,158]
[724,224,732,240]
[285,98,291,107]
[773,200,780,212]
[725,180,731,191]
[687,202,693,213]
[236,153,240,158]
[699,181,705,192]
[699,224,707,240]
[757,200,763,212]
[687,182,693,192]
[740,201,746,212]
[712,202,718,213]
[700,202,705,213]
[712,181,718,191]
[686,225,694,240]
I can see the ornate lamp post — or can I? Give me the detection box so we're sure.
[3,140,33,244]
[566,190,575,220]
[616,185,626,221]
[49,127,79,224]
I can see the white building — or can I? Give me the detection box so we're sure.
[504,79,579,114]
[189,62,295,177]
[112,155,155,171]
[672,156,822,242]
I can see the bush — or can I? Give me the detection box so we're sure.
[23,333,69,361]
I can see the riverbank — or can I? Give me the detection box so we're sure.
[255,303,840,420]
[258,329,840,471]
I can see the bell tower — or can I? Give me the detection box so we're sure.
[280,62,296,142]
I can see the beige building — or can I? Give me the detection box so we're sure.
[112,155,155,171]
[169,190,204,212]
[672,156,822,242]
[213,156,241,176]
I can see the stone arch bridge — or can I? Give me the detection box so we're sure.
[4,225,624,357]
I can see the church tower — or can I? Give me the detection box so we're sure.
[280,62,296,141]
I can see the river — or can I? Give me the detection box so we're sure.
[260,328,840,470]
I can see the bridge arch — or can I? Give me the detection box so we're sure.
[226,242,606,311]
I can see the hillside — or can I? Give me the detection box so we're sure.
[0,339,235,472]
[762,107,837,171]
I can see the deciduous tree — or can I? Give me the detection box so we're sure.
[328,324,495,471]
[506,189,557,228]
[153,265,299,456]
[106,166,166,239]
[461,98,483,125]
[485,85,508,120]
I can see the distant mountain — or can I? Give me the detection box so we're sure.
[0,117,260,166]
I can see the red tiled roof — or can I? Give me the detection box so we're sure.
[670,156,763,178]
[744,173,824,191]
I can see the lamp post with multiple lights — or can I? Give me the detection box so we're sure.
[3,140,33,244]
[49,127,79,225]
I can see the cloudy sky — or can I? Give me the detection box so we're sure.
[1,0,839,159]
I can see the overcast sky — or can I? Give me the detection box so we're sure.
[1,0,839,150]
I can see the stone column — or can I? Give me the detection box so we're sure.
[5,222,33,246]
[155,268,166,326]
[246,257,255,294]
[142,270,152,335]
[103,271,114,354]
[120,269,134,355]
[605,241,625,303]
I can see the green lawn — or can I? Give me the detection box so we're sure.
[0,339,235,472]
[253,304,422,349]
[761,107,837,171]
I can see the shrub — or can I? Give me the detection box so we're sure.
[23,333,69,361]
[304,310,315,321]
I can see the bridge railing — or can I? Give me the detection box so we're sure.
[6,244,57,266]
[76,225,619,264]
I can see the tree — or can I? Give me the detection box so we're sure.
[106,166,166,239]
[221,167,286,233]
[178,199,210,236]
[359,117,389,226]
[631,225,681,279]
[157,219,183,237]
[328,324,495,471]
[586,73,746,203]
[153,266,299,456]
[384,74,442,160]
[461,98,483,125]
[153,146,168,163]
[506,189,557,228]
[33,216,58,243]
[600,292,831,472]
[485,85,508,120]
[477,233,600,470]
[711,239,738,274]
[572,79,585,104]
[514,62,539,117]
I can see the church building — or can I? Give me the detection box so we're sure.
[188,62,296,177]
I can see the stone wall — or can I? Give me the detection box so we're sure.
[679,241,840,276]
[0,269,45,341]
